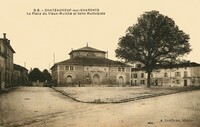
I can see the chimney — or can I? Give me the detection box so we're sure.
[3,33,6,39]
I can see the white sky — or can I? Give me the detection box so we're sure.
[0,0,199,71]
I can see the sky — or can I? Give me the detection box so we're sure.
[0,0,200,71]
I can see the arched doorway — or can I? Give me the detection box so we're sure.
[92,74,100,85]
[66,75,72,83]
[118,76,124,86]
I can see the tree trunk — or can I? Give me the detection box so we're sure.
[147,71,151,87]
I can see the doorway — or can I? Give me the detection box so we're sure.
[66,75,72,83]
[92,74,100,85]
[118,76,124,86]
[184,79,187,86]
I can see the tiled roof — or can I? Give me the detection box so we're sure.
[69,46,106,55]
[51,57,130,69]
[131,62,200,72]
[14,64,28,71]
[156,62,200,69]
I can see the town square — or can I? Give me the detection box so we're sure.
[1,0,200,127]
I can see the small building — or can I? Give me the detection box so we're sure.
[131,62,200,86]
[51,45,131,86]
[13,64,28,86]
[131,67,146,86]
[0,33,15,89]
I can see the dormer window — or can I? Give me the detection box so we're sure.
[87,52,95,57]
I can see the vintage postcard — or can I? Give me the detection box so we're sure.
[0,0,200,127]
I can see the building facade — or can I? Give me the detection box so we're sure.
[131,62,200,87]
[13,64,29,86]
[51,46,131,86]
[0,33,15,89]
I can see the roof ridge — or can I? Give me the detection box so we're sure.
[69,46,106,55]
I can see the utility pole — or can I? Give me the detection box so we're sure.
[107,51,108,58]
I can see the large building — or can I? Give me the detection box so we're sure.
[51,45,131,86]
[0,33,15,89]
[131,62,200,87]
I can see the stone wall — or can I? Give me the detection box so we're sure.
[55,65,131,86]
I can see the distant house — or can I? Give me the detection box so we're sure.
[131,62,200,86]
[13,64,28,86]
[0,33,15,89]
[51,45,131,86]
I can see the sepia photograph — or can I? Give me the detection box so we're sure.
[0,0,200,127]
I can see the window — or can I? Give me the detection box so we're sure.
[133,73,137,78]
[184,71,188,77]
[175,72,181,77]
[118,67,125,72]
[141,73,144,78]
[70,66,74,70]
[176,80,180,84]
[65,66,69,70]
[140,80,145,84]
[164,73,168,77]
[87,52,95,57]
[65,66,74,71]
[134,80,137,85]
